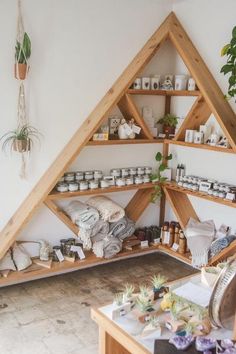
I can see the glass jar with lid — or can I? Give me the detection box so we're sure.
[64,172,75,182]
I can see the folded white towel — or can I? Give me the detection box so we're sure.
[64,201,99,230]
[87,196,125,223]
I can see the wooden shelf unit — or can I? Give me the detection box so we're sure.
[127,89,200,96]
[87,139,163,146]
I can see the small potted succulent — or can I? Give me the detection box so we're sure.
[158,113,178,138]
[0,124,40,153]
[15,32,31,80]
[151,274,168,300]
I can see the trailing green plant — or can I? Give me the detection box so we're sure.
[150,151,172,202]
[158,114,178,127]
[15,32,31,64]
[220,26,236,100]
[0,124,41,153]
[151,274,167,290]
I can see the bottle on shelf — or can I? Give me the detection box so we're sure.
[161,222,170,245]
[178,230,187,254]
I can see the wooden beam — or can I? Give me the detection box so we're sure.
[163,186,199,229]
[169,13,236,149]
[125,188,154,222]
[0,14,170,258]
[44,200,79,236]
[159,141,170,225]
[117,94,153,139]
[174,96,211,141]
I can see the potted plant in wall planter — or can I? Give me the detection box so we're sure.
[158,113,178,138]
[15,32,31,80]
[0,124,40,153]
[151,274,168,300]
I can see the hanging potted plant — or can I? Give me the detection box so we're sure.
[0,124,40,153]
[158,113,179,138]
[15,32,31,80]
[151,274,168,300]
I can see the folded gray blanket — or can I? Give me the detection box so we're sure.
[87,196,125,222]
[93,236,122,259]
[209,235,236,258]
[79,220,109,250]
[109,217,135,240]
[64,201,99,230]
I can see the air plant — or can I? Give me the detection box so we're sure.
[123,283,135,299]
[136,296,153,313]
[0,124,41,153]
[151,274,168,291]
[114,293,123,306]
[149,316,160,328]
[139,285,150,299]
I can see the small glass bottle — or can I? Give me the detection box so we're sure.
[178,231,186,254]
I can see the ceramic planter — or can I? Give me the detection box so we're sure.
[14,63,29,80]
[163,124,175,137]
[153,286,168,300]
[13,139,30,153]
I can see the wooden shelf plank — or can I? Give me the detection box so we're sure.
[158,244,191,264]
[47,182,156,201]
[127,89,200,96]
[87,139,163,146]
[165,182,236,209]
[165,139,235,154]
[125,189,153,221]
[0,245,160,287]
[209,240,236,265]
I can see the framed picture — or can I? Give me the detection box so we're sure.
[109,116,121,136]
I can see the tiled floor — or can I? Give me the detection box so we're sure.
[0,253,195,354]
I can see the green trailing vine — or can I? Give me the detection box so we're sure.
[221,26,236,100]
[150,151,172,203]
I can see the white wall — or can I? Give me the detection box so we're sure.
[166,0,236,233]
[1,0,236,245]
[0,0,173,244]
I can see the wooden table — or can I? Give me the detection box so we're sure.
[91,273,235,354]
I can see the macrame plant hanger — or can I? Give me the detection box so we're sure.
[15,0,29,179]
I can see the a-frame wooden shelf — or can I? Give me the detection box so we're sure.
[87,138,163,146]
[127,89,200,97]
[165,139,235,154]
[0,13,236,285]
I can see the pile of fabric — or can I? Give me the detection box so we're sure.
[64,196,135,259]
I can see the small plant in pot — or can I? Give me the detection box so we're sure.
[158,113,178,138]
[151,274,168,300]
[15,32,31,80]
[0,124,40,153]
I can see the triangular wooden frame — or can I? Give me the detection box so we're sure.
[0,12,235,264]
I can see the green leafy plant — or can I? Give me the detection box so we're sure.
[151,274,167,290]
[220,26,236,100]
[15,32,31,64]
[150,151,172,202]
[158,114,178,127]
[0,124,41,153]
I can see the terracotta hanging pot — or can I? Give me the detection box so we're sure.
[13,139,30,153]
[163,124,175,138]
[14,63,29,80]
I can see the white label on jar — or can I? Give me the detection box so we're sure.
[154,238,160,244]
[132,124,141,134]
[171,243,179,252]
[141,240,149,248]
[163,231,170,244]
[71,246,85,260]
[55,249,64,262]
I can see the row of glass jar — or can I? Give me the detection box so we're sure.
[178,181,228,199]
[59,166,153,184]
[56,174,152,193]
[179,175,233,193]
[52,238,80,262]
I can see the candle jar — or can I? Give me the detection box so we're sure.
[75,171,84,181]
[213,190,219,197]
[89,179,99,189]
[213,183,219,191]
[137,167,145,175]
[68,182,79,192]
[79,180,88,190]
[64,172,75,182]
[125,176,134,185]
[129,167,137,176]
[56,182,69,193]
[100,179,109,188]
[52,246,61,262]
[116,178,126,187]
[58,176,65,183]
[84,171,94,180]
[110,169,121,178]
[121,168,129,177]
[60,239,68,255]
[218,191,226,199]
[134,176,143,184]
[208,189,214,195]
[145,167,152,175]
[143,175,150,183]
[94,170,103,180]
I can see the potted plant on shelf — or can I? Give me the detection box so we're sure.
[158,113,178,138]
[15,32,31,80]
[151,274,168,300]
[0,124,40,153]
[221,26,236,101]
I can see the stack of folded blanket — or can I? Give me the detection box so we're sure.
[64,196,135,259]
